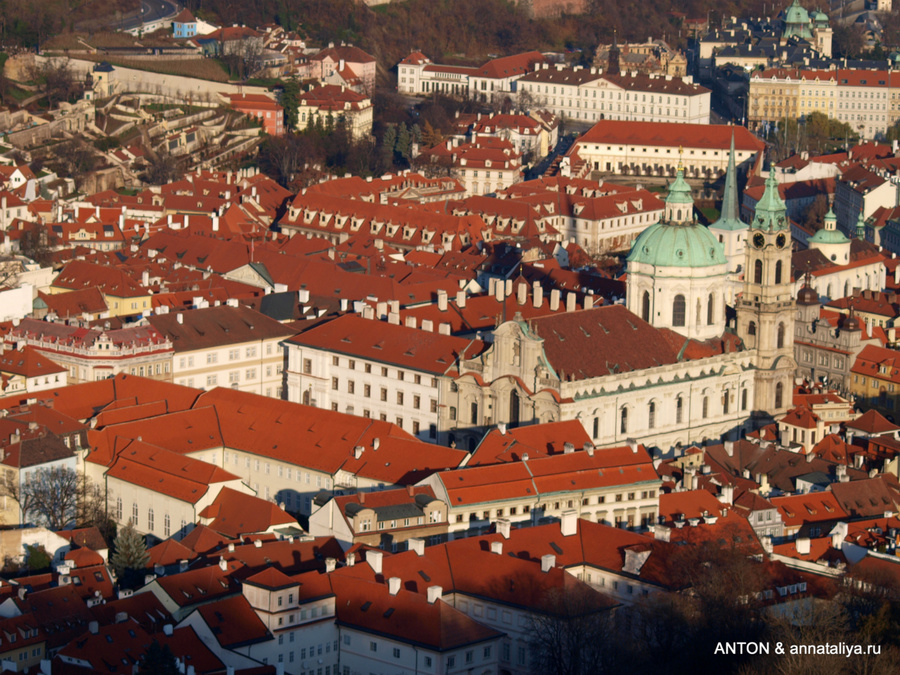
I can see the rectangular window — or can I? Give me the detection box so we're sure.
[303,358,312,374]
[332,377,339,390]
[381,387,388,401]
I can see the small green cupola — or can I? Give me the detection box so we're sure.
[664,164,695,224]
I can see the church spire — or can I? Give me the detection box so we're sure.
[608,29,620,76]
[711,129,745,231]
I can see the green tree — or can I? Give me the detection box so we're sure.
[380,124,397,172]
[111,520,148,585]
[140,640,180,674]
[281,79,300,131]
[395,123,412,163]
[24,544,50,572]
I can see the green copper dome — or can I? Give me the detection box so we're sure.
[627,221,727,268]
[783,0,813,40]
[809,208,848,245]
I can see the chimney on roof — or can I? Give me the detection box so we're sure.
[724,440,734,457]
[163,624,173,637]
[376,301,387,319]
[427,585,443,603]
[179,559,189,572]
[212,215,219,232]
[228,542,235,552]
[495,280,505,303]
[584,443,594,456]
[89,621,99,635]
[533,281,542,309]
[564,442,575,454]
[550,289,560,311]
[495,518,511,539]
[347,552,356,566]
[298,289,310,304]
[176,313,183,325]
[437,289,448,312]
[218,556,227,571]
[560,510,578,537]
[373,438,380,450]
[584,295,593,310]
[718,485,734,505]
[566,292,576,312]
[490,541,503,555]
[541,554,556,573]
[408,538,425,556]
[438,323,451,335]
[404,316,417,329]
[516,283,527,306]
[325,557,337,573]
[521,452,529,461]
[456,290,467,308]
[354,445,364,459]
[421,319,433,332]
[358,491,365,504]
[253,539,262,548]
[388,312,400,325]
[368,549,383,574]
[627,438,638,454]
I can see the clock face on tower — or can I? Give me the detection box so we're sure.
[753,232,766,249]
[776,233,787,249]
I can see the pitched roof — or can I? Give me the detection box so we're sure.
[198,487,297,538]
[147,305,294,352]
[528,305,682,380]
[285,313,487,374]
[578,120,766,152]
[467,420,593,466]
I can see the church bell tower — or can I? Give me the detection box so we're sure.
[735,172,796,416]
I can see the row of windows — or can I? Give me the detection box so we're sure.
[116,499,181,537]
[180,345,271,368]
[616,390,751,434]
[324,357,437,384]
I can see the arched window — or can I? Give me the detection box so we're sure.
[702,396,709,418]
[509,390,520,427]
[593,416,599,439]
[672,294,686,327]
[302,390,310,406]
[641,290,651,322]
[775,382,784,409]
[777,323,785,349]
[754,259,763,284]
[147,508,154,532]
[648,401,656,429]
[470,402,478,425]
[742,388,749,411]
[707,293,714,325]
[164,513,171,537]
[696,298,702,325]
[620,407,628,434]
[723,391,730,415]
[775,260,783,285]
[676,397,683,424]
[132,502,139,526]
[748,321,757,336]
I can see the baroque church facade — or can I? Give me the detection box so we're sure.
[444,144,796,452]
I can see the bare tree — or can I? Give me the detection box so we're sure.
[528,586,621,675]
[31,59,77,108]
[0,467,37,525]
[25,466,81,530]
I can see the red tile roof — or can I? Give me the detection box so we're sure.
[285,313,486,375]
[578,120,766,152]
[467,420,593,466]
[198,487,297,538]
